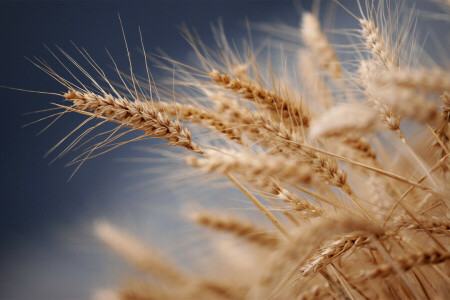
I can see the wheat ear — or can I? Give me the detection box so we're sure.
[356,249,450,280]
[259,117,348,189]
[153,101,243,144]
[261,118,374,218]
[63,90,202,153]
[209,69,310,127]
[393,216,450,235]
[276,187,324,218]
[309,104,379,140]
[94,221,188,284]
[359,60,401,131]
[189,211,281,249]
[360,18,397,70]
[373,68,450,93]
[299,233,375,277]
[340,136,378,164]
[186,149,312,187]
[301,13,342,80]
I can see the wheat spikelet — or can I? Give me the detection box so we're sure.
[304,149,351,192]
[360,64,440,125]
[342,136,377,160]
[210,93,254,126]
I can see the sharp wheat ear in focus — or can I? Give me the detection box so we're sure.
[25,0,450,299]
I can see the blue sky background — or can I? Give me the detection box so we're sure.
[0,1,447,299]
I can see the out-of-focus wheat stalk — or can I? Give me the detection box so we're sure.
[26,0,450,299]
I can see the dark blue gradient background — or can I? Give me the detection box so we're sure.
[0,1,447,299]
[0,1,316,299]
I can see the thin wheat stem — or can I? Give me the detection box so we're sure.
[226,173,290,239]
[383,155,447,226]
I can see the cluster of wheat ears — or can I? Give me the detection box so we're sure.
[24,0,450,299]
